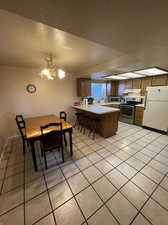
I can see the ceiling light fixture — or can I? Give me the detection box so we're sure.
[106,75,127,80]
[119,72,145,78]
[40,55,66,80]
[135,67,167,76]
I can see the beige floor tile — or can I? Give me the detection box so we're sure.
[152,186,168,210]
[61,163,80,178]
[49,181,73,209]
[6,163,24,177]
[35,213,55,225]
[95,160,113,175]
[105,155,122,167]
[131,214,151,225]
[67,172,89,195]
[134,152,151,163]
[0,186,24,215]
[106,192,138,225]
[72,150,84,160]
[160,176,168,191]
[0,205,24,225]
[115,151,131,160]
[120,182,148,209]
[142,199,168,225]
[141,166,164,184]
[88,206,118,225]
[25,192,52,225]
[106,169,128,189]
[80,146,94,156]
[75,157,92,170]
[54,198,84,225]
[25,168,43,184]
[0,168,6,180]
[2,172,24,193]
[148,160,168,174]
[140,148,157,158]
[83,166,102,183]
[117,163,137,179]
[45,167,65,189]
[93,176,117,202]
[25,176,46,201]
[76,186,103,219]
[90,143,103,151]
[122,146,138,155]
[105,145,119,153]
[87,152,102,163]
[132,173,157,195]
[97,148,111,158]
[126,157,145,170]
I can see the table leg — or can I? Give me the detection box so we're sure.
[30,139,38,171]
[69,129,73,156]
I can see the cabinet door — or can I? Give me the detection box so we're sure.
[106,81,111,96]
[132,78,141,89]
[141,77,152,95]
[111,81,118,96]
[118,80,126,96]
[134,106,144,126]
[125,80,133,89]
[152,75,167,86]
[77,78,91,97]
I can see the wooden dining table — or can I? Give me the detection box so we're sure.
[25,114,73,171]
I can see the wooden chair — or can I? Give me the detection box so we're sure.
[15,115,28,153]
[60,111,67,146]
[40,123,64,169]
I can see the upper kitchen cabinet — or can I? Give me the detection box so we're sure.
[106,81,112,96]
[77,78,91,97]
[132,78,141,89]
[118,80,126,96]
[141,77,152,96]
[110,81,118,96]
[151,75,168,86]
[125,79,133,89]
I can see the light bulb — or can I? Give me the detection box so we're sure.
[58,69,65,79]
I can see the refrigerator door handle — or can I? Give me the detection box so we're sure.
[144,91,148,110]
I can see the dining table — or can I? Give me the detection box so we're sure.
[25,114,73,171]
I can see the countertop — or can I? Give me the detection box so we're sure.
[136,104,145,107]
[73,104,120,115]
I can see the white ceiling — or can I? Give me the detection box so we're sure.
[0,1,168,79]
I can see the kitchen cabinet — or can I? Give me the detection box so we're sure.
[134,106,144,126]
[141,77,152,96]
[103,104,120,108]
[106,81,118,96]
[125,80,133,89]
[151,75,167,86]
[118,80,126,96]
[77,78,91,97]
[132,78,141,89]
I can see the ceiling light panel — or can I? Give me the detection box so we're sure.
[135,67,167,76]
[119,72,144,78]
[106,75,127,80]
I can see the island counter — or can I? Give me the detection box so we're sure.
[73,105,120,138]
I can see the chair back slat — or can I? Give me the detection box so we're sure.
[60,111,67,121]
[41,123,63,137]
[15,115,26,138]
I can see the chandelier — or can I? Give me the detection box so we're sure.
[40,55,65,80]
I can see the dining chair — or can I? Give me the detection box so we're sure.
[40,123,64,169]
[15,115,28,153]
[60,111,67,146]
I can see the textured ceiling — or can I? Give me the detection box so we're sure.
[0,1,168,78]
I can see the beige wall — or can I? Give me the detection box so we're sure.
[0,65,78,155]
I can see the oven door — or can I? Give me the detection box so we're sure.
[119,105,135,124]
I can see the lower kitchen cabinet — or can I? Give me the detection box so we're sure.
[134,106,144,126]
[103,104,120,108]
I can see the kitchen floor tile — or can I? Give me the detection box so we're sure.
[76,186,103,219]
[120,181,148,209]
[25,192,52,225]
[131,213,151,225]
[87,206,119,225]
[142,199,168,225]
[97,148,111,158]
[75,157,92,170]
[93,176,117,202]
[54,198,84,225]
[160,176,168,191]
[87,152,102,163]
[2,172,24,193]
[106,169,128,189]
[152,186,168,210]
[148,160,168,174]
[105,155,122,167]
[140,165,164,184]
[0,205,24,225]
[95,160,113,174]
[117,162,137,179]
[67,172,89,195]
[83,166,102,183]
[45,167,65,189]
[132,173,157,195]
[126,157,145,170]
[34,213,56,225]
[61,162,80,178]
[106,192,138,225]
[49,181,73,209]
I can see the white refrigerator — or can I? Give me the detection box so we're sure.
[143,86,168,132]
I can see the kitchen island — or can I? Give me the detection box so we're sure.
[73,104,120,138]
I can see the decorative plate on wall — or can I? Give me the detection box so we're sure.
[26,84,36,93]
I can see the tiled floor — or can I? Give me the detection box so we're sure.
[0,122,168,225]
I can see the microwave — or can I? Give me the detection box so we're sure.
[109,96,121,102]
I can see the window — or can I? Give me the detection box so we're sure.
[91,82,106,99]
